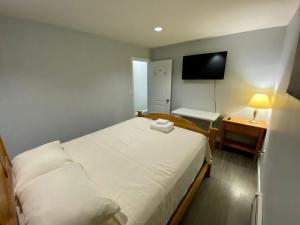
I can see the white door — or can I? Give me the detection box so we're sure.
[148,59,172,113]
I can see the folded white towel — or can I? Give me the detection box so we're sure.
[156,119,169,125]
[150,121,174,133]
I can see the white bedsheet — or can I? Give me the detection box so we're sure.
[62,117,211,225]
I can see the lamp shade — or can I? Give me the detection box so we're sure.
[248,94,271,109]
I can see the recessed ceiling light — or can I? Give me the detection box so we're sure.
[154,26,163,32]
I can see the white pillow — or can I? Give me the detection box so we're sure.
[18,162,120,225]
[12,141,71,194]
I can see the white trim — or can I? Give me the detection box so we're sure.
[131,57,149,62]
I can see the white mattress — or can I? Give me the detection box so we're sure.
[62,117,211,225]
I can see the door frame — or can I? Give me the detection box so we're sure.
[131,57,149,116]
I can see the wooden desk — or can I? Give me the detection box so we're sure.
[220,116,267,159]
[171,108,220,128]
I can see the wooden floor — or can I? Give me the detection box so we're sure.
[180,149,257,225]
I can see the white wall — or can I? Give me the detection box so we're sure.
[132,60,148,112]
[0,16,149,158]
[262,7,300,225]
[151,28,286,122]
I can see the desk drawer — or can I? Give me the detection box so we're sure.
[224,122,261,137]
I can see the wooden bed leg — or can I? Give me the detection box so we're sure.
[137,110,143,117]
[205,165,211,178]
[208,128,218,154]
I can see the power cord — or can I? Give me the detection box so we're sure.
[213,80,217,113]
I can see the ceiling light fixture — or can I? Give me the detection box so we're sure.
[154,26,163,32]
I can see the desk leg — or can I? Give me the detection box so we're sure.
[253,153,259,161]
[209,121,213,129]
[254,131,265,161]
[219,123,225,150]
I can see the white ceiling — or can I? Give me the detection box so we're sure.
[0,0,299,48]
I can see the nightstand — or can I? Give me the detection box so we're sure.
[220,116,267,160]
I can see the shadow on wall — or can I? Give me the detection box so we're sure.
[216,70,274,121]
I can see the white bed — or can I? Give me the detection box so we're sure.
[61,117,211,225]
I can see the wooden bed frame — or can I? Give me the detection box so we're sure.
[0,138,19,225]
[0,112,217,225]
[137,112,218,225]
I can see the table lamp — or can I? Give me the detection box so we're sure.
[248,94,271,123]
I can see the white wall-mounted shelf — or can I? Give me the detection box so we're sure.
[171,107,220,128]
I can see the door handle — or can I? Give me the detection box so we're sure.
[166,99,170,103]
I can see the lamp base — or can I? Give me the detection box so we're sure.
[250,108,258,123]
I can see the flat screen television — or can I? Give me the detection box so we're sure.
[287,33,300,100]
[182,51,227,80]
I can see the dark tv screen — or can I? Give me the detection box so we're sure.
[287,33,300,100]
[182,51,227,80]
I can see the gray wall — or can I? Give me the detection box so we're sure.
[262,8,300,225]
[151,28,286,123]
[0,16,149,158]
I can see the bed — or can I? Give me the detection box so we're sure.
[0,112,218,225]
